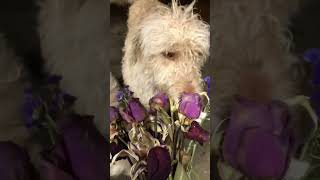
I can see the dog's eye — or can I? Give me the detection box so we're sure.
[195,51,204,57]
[162,51,177,60]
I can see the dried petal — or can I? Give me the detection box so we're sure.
[179,93,202,119]
[129,98,148,122]
[149,92,170,112]
[223,96,292,179]
[120,98,147,123]
[147,146,171,180]
[184,121,209,145]
[239,129,290,179]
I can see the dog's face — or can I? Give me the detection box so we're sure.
[123,1,210,104]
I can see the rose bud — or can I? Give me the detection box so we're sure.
[120,98,147,123]
[184,121,209,145]
[179,93,203,119]
[110,106,120,122]
[223,96,293,179]
[0,142,33,180]
[149,92,170,112]
[147,146,171,180]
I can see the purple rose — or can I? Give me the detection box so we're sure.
[179,93,203,119]
[184,121,209,145]
[0,142,33,180]
[149,92,170,112]
[40,115,107,180]
[147,146,171,180]
[120,98,147,123]
[110,106,120,122]
[223,96,293,179]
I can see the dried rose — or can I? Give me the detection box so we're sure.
[184,121,209,145]
[147,146,171,180]
[149,92,170,112]
[120,98,147,123]
[223,96,293,179]
[179,92,202,119]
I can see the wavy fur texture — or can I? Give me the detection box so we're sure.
[122,0,210,105]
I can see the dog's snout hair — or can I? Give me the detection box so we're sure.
[122,0,210,105]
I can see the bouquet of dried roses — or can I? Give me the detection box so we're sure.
[110,79,210,180]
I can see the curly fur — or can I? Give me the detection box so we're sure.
[122,0,210,105]
[38,0,108,135]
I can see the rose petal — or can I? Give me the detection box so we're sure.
[223,96,292,175]
[149,92,170,112]
[147,146,171,180]
[128,98,147,122]
[239,129,290,179]
[179,93,202,119]
[184,121,209,145]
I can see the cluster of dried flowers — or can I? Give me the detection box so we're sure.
[110,81,210,180]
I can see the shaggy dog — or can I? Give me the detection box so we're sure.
[120,0,210,105]
[110,0,210,178]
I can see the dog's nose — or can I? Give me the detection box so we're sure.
[183,83,196,93]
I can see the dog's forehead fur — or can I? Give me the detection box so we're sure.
[139,2,210,58]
